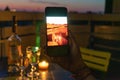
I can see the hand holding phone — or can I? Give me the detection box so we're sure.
[45,7,69,56]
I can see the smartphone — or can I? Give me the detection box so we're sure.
[45,7,69,56]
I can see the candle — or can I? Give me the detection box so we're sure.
[38,61,49,70]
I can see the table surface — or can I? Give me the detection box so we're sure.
[0,63,75,80]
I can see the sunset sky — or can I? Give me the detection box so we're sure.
[47,17,67,24]
[0,0,105,13]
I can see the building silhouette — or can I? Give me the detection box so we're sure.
[4,6,10,11]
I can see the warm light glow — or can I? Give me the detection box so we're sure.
[46,17,67,24]
[38,61,49,70]
[40,71,48,80]
[27,53,31,59]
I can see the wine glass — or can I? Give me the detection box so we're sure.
[16,55,28,80]
[34,47,41,63]
[26,46,41,80]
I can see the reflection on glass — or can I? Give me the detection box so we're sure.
[8,33,22,74]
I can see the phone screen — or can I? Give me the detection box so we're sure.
[46,16,68,46]
[45,7,69,56]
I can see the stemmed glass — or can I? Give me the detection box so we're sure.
[16,54,28,80]
[26,46,41,80]
[16,56,26,80]
[32,46,41,64]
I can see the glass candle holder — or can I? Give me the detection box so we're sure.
[38,60,49,70]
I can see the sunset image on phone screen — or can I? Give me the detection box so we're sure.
[46,17,68,46]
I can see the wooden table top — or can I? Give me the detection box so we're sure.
[0,63,75,80]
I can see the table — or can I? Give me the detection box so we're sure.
[0,63,75,80]
[49,64,75,80]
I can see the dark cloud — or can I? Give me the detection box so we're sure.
[29,0,63,5]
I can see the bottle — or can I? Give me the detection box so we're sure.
[8,16,22,74]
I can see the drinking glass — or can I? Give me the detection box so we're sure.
[16,55,28,80]
[26,46,41,80]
